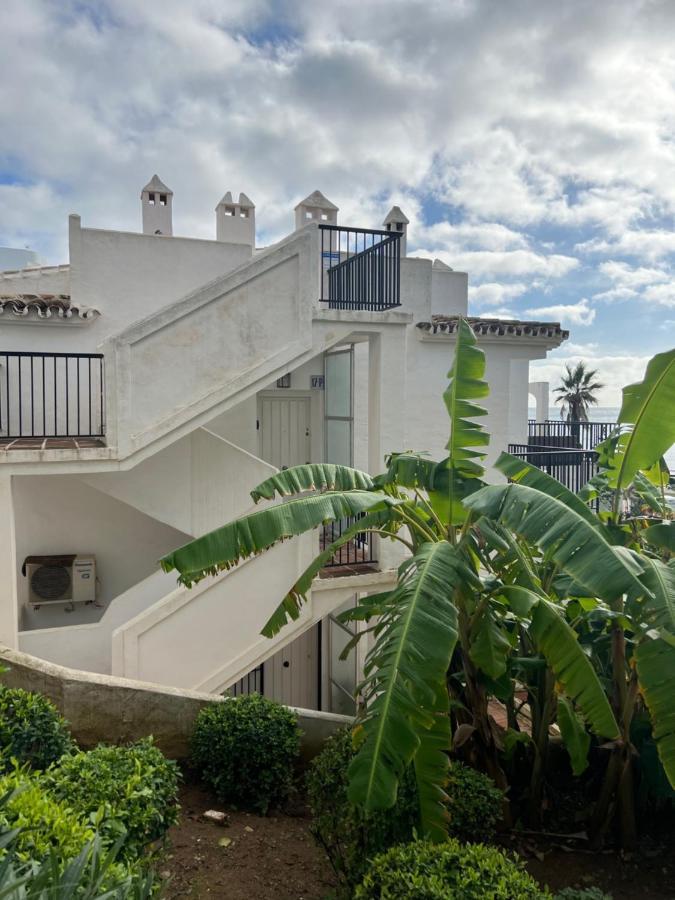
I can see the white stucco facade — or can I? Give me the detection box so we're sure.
[0,179,567,710]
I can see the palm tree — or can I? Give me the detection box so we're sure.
[553,361,604,422]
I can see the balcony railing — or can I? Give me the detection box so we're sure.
[319,224,402,311]
[0,351,105,440]
[508,442,599,495]
[321,515,377,568]
[527,419,617,451]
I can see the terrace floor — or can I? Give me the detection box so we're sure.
[0,437,106,451]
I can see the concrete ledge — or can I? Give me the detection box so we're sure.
[0,645,350,760]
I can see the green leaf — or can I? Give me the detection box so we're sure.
[495,451,600,529]
[557,696,591,776]
[603,348,675,489]
[250,463,374,502]
[635,637,675,788]
[348,542,476,836]
[464,483,649,603]
[442,318,490,524]
[643,522,675,554]
[631,556,675,636]
[530,599,620,740]
[469,607,512,679]
[412,682,452,842]
[160,490,395,585]
[260,508,394,637]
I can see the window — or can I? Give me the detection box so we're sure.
[159,193,167,206]
[240,208,249,218]
[324,347,353,466]
[148,193,155,205]
[225,206,235,216]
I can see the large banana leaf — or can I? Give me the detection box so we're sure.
[643,522,675,554]
[499,585,619,739]
[412,682,453,842]
[635,637,675,787]
[464,483,650,603]
[531,598,620,739]
[469,605,512,679]
[250,463,374,502]
[630,556,675,636]
[441,319,490,523]
[348,541,476,836]
[260,508,395,638]
[160,490,394,585]
[601,348,675,489]
[557,696,591,775]
[495,451,600,529]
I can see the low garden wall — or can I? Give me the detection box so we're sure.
[0,645,349,760]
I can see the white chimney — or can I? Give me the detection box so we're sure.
[294,190,338,231]
[141,175,173,236]
[216,192,255,249]
[383,205,409,256]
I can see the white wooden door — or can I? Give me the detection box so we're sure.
[258,395,311,470]
[263,625,319,709]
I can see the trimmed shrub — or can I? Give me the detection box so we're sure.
[0,686,74,772]
[191,693,299,814]
[306,727,504,891]
[445,758,503,842]
[354,839,547,899]
[45,738,180,861]
[306,727,419,890]
[0,769,94,863]
[0,776,149,898]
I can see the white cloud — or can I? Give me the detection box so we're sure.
[592,260,675,307]
[468,282,528,306]
[526,298,595,325]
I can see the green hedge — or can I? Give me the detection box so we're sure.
[191,694,299,814]
[0,686,74,773]
[354,839,547,899]
[45,738,180,861]
[306,727,504,892]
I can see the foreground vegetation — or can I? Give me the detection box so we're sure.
[162,326,675,857]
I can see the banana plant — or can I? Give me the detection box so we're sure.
[465,346,675,846]
[160,319,619,840]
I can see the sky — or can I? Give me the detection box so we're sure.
[1,0,674,407]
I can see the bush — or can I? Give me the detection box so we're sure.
[191,693,299,814]
[45,738,180,861]
[0,686,74,772]
[306,728,504,891]
[354,839,547,899]
[445,758,503,842]
[306,727,419,891]
[0,769,94,863]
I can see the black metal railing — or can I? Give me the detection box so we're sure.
[319,224,401,311]
[229,664,264,697]
[527,420,617,451]
[508,442,599,495]
[0,352,105,440]
[321,515,377,568]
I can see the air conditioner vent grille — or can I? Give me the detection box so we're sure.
[30,565,71,601]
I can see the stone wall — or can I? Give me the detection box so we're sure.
[0,645,349,760]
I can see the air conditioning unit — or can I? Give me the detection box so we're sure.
[22,555,96,607]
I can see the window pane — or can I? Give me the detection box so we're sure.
[325,351,351,418]
[326,419,352,466]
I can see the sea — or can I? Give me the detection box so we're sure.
[528,407,675,472]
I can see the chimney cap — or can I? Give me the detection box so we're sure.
[216,191,234,207]
[238,192,255,208]
[294,190,338,212]
[383,205,409,225]
[141,174,173,197]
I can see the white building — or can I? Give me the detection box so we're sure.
[0,179,567,713]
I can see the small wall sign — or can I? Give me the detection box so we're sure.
[311,375,325,389]
[276,374,291,388]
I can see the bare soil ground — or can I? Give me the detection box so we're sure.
[162,779,674,899]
